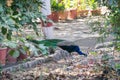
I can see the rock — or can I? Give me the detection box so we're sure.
[95,41,114,49]
[52,49,70,61]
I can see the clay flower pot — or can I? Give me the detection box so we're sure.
[0,48,7,66]
[91,9,101,16]
[51,11,59,22]
[6,48,17,64]
[6,54,17,64]
[58,10,68,20]
[78,10,89,17]
[67,9,77,20]
[17,53,27,61]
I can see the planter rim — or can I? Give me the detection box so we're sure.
[0,47,7,50]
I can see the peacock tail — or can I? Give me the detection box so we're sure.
[27,39,87,56]
[27,39,65,47]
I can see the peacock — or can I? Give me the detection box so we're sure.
[27,39,87,57]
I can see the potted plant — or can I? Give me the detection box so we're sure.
[12,37,29,62]
[77,0,89,17]
[51,0,65,22]
[5,39,28,64]
[0,0,52,65]
[91,8,101,16]
[2,39,26,64]
[65,0,78,20]
[58,3,67,20]
[0,0,44,64]
[5,41,19,64]
[67,9,77,20]
[51,0,59,22]
[17,45,28,61]
[78,10,89,17]
[0,35,18,65]
[86,0,101,16]
[6,49,17,64]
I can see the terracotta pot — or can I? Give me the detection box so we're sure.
[41,15,53,27]
[78,10,89,17]
[0,48,7,66]
[67,9,77,20]
[6,48,17,64]
[6,55,17,64]
[91,9,101,16]
[51,11,59,22]
[17,53,27,61]
[58,10,68,20]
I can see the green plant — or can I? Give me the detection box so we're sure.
[76,0,87,12]
[4,40,20,58]
[25,41,49,57]
[25,39,49,56]
[96,0,120,51]
[0,0,50,58]
[62,0,70,9]
[62,0,78,9]
[87,0,98,10]
[0,0,43,40]
[69,0,78,9]
[107,0,120,51]
[2,38,28,58]
[51,0,65,11]
[88,1,120,51]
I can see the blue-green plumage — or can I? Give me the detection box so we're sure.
[58,45,87,56]
[27,39,87,56]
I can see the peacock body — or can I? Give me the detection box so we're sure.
[27,39,87,56]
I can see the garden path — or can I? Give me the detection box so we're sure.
[54,17,112,51]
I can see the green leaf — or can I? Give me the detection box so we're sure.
[9,50,20,58]
[34,51,39,56]
[5,41,17,48]
[1,27,7,35]
[0,4,3,13]
[19,48,26,55]
[7,18,15,25]
[115,63,120,69]
[41,50,48,55]
[32,23,39,36]
[38,44,47,49]
[6,32,12,40]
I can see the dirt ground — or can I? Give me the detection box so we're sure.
[1,51,120,80]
